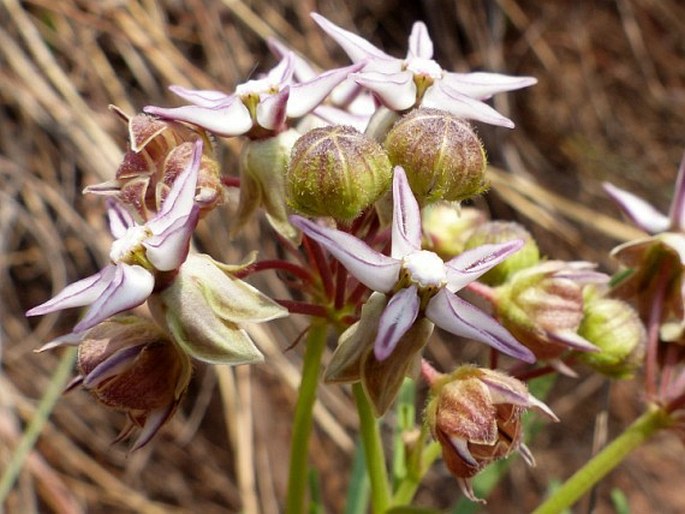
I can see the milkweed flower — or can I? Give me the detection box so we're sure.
[144,52,363,139]
[26,141,203,333]
[291,166,534,364]
[311,13,537,128]
[604,152,685,330]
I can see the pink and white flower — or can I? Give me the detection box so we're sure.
[27,141,203,333]
[291,166,534,362]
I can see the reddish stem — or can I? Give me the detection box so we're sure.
[221,176,240,188]
[420,359,443,387]
[276,300,329,318]
[304,236,335,301]
[235,259,313,283]
[645,266,669,399]
[466,281,496,303]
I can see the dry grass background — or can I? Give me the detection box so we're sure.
[0,0,684,513]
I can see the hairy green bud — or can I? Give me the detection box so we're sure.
[286,125,392,222]
[383,108,487,205]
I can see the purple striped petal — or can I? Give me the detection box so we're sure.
[256,86,289,131]
[144,101,253,137]
[311,13,394,64]
[26,266,116,317]
[445,240,523,292]
[82,344,144,388]
[290,215,401,293]
[426,289,534,362]
[373,285,420,361]
[603,182,670,234]
[391,166,422,258]
[288,63,364,118]
[73,264,154,333]
[168,85,231,106]
[107,201,135,239]
[422,81,515,128]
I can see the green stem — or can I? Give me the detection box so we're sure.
[392,438,442,505]
[532,406,672,514]
[0,348,77,503]
[285,322,328,514]
[353,383,391,513]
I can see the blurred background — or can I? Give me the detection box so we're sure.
[1,0,684,512]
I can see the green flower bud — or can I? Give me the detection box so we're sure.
[464,221,540,286]
[286,125,392,222]
[494,262,600,360]
[577,295,645,379]
[383,108,487,205]
[421,203,487,260]
[237,128,301,240]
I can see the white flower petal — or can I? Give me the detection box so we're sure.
[442,72,537,99]
[168,85,231,106]
[445,240,523,292]
[391,166,422,258]
[74,264,154,332]
[407,21,433,60]
[311,13,394,63]
[26,265,116,317]
[352,70,417,111]
[266,52,295,85]
[373,285,420,361]
[603,182,670,234]
[422,82,515,128]
[288,63,363,118]
[107,201,135,239]
[256,86,289,130]
[267,38,317,81]
[290,215,401,293]
[144,101,253,137]
[426,289,534,362]
[144,212,198,271]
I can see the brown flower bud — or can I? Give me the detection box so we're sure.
[85,106,223,220]
[74,316,192,450]
[286,125,392,222]
[425,365,556,502]
[383,108,487,205]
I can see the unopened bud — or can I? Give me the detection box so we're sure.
[384,108,487,205]
[286,125,392,222]
[577,294,645,379]
[85,106,222,220]
[464,221,540,286]
[425,365,556,502]
[421,203,487,260]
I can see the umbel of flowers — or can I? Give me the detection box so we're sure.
[26,11,665,511]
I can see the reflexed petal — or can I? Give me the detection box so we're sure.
[442,72,537,99]
[391,166,423,258]
[267,38,316,81]
[548,330,599,352]
[35,332,84,353]
[82,344,144,388]
[168,85,231,106]
[144,101,253,137]
[351,70,417,111]
[374,285,420,360]
[26,266,116,317]
[148,139,201,233]
[74,264,154,333]
[311,13,394,63]
[407,21,433,60]
[288,63,364,118]
[669,152,685,231]
[145,211,198,271]
[107,201,135,239]
[266,52,295,85]
[290,215,401,293]
[603,182,670,234]
[131,402,177,451]
[422,82,515,128]
[426,289,534,362]
[256,86,289,130]
[445,240,523,292]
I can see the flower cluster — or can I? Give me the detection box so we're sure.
[27,11,673,511]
